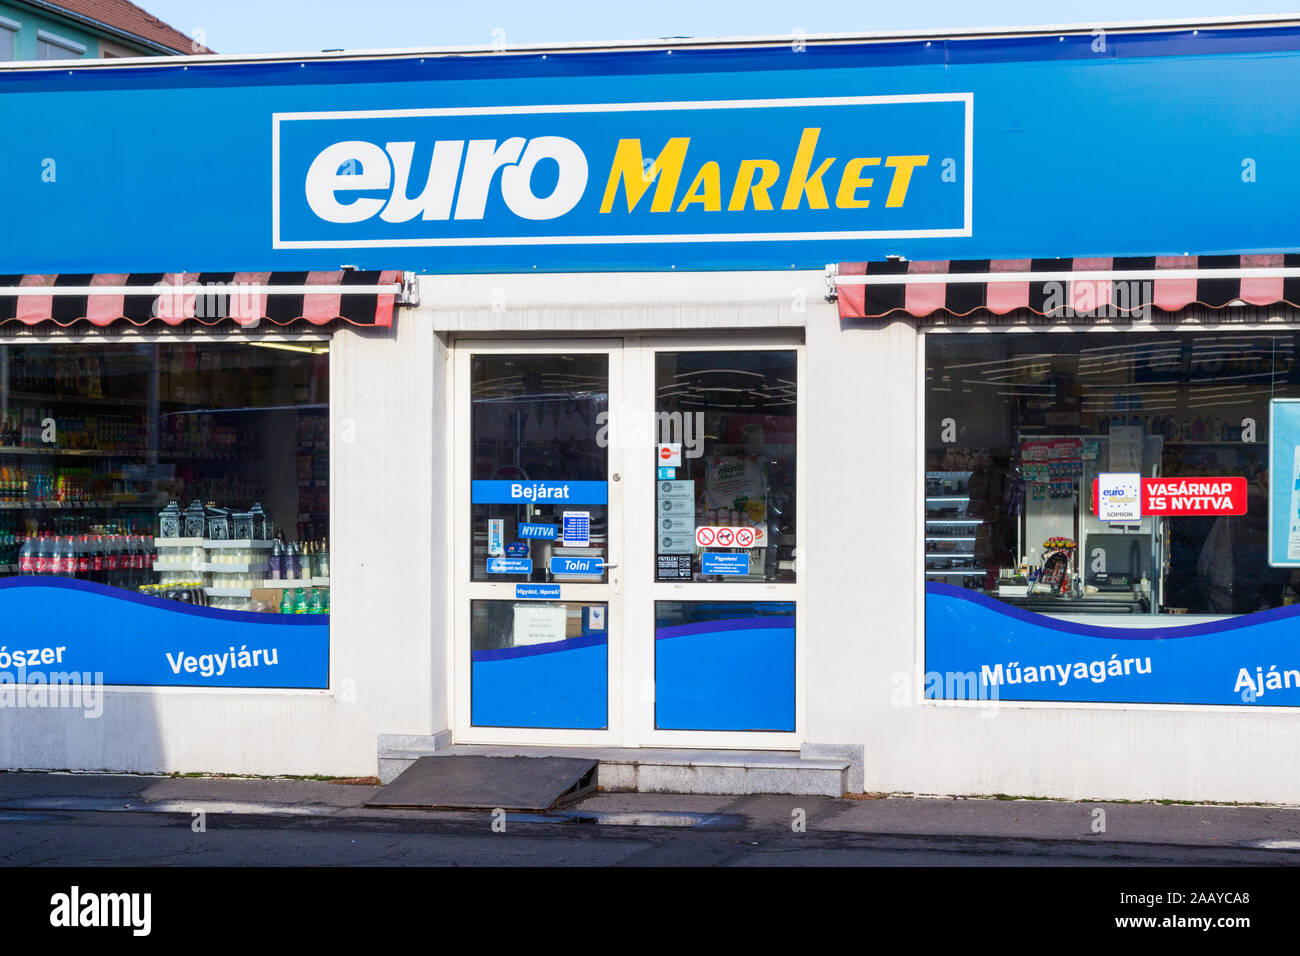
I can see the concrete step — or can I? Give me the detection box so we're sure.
[376,740,850,796]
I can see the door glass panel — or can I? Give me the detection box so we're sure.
[653,350,796,583]
[654,600,795,731]
[470,354,608,583]
[471,599,608,729]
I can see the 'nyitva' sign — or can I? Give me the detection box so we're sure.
[1092,477,1247,517]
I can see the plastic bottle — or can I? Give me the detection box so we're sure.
[76,535,92,579]
[293,587,306,614]
[268,539,284,580]
[279,589,292,615]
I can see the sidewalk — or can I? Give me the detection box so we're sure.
[0,771,1297,851]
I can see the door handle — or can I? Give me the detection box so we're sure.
[601,562,620,569]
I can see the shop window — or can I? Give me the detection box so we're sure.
[469,353,609,584]
[0,342,329,688]
[653,350,797,583]
[923,332,1300,707]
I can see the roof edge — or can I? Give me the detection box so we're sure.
[2,11,1298,70]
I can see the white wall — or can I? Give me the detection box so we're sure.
[0,314,445,777]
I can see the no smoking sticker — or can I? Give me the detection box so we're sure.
[697,524,765,549]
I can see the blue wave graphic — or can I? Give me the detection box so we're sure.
[655,623,795,731]
[926,583,1300,705]
[472,635,607,729]
[0,577,328,688]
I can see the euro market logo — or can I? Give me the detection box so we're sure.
[272,94,971,249]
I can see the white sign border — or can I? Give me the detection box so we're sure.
[271,92,974,249]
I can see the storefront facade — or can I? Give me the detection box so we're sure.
[6,17,1300,801]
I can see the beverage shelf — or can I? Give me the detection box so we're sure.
[203,539,276,549]
[153,561,196,572]
[0,445,140,457]
[261,577,329,589]
[0,499,165,511]
[204,587,253,597]
[0,445,250,460]
[201,562,264,573]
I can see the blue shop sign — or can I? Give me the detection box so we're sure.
[487,557,533,574]
[471,481,607,504]
[515,584,561,599]
[517,523,559,540]
[701,552,750,575]
[8,27,1300,272]
[550,556,603,576]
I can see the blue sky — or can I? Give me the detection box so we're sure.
[139,1,1291,54]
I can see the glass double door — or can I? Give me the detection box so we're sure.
[453,337,800,748]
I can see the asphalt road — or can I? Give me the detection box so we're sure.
[0,807,1296,867]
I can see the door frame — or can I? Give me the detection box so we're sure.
[449,332,805,750]
[451,337,626,746]
[630,333,806,750]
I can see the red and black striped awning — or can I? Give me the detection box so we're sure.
[0,270,408,328]
[833,255,1300,320]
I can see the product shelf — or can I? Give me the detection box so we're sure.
[0,446,149,458]
[204,587,253,597]
[201,562,265,573]
[202,539,276,549]
[153,561,197,572]
[0,446,250,460]
[0,499,165,511]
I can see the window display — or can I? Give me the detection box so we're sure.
[469,353,609,584]
[924,333,1295,617]
[653,350,797,583]
[0,342,329,616]
[924,332,1300,706]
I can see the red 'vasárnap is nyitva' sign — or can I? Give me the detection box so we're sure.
[1090,478,1247,516]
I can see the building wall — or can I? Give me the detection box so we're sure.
[0,314,445,777]
[5,271,1299,800]
[0,3,97,59]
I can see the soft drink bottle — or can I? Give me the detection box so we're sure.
[279,589,292,615]
[18,537,34,575]
[293,587,306,614]
[76,535,92,579]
